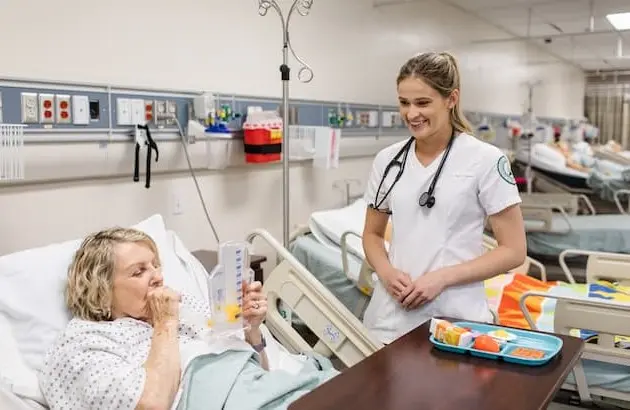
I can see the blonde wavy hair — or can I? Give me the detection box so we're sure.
[66,227,160,322]
[397,51,473,134]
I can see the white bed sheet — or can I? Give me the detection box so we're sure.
[516,143,590,180]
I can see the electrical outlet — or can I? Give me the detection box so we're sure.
[39,94,55,124]
[130,99,145,125]
[72,95,90,125]
[154,100,167,126]
[165,100,177,125]
[55,94,71,124]
[144,100,154,124]
[21,93,38,123]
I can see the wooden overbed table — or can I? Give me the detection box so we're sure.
[289,318,584,410]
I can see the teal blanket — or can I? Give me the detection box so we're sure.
[176,351,339,410]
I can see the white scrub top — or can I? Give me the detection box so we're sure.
[362,132,522,343]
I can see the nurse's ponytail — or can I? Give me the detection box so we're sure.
[396,51,473,135]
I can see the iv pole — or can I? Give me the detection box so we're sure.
[258,0,315,247]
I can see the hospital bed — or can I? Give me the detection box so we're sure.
[516,143,593,194]
[0,214,383,410]
[518,196,630,256]
[593,144,630,167]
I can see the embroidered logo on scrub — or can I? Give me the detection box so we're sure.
[497,155,516,185]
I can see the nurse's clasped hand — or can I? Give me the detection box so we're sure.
[381,267,413,301]
[400,269,447,310]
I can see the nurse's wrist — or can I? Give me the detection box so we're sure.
[438,265,462,288]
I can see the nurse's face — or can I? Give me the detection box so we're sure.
[110,241,163,321]
[397,76,454,142]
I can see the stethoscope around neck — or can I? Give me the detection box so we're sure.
[369,133,455,214]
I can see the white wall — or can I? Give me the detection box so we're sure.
[0,0,585,256]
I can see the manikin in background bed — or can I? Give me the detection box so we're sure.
[39,228,337,410]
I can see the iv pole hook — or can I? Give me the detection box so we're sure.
[257,0,315,247]
[258,0,315,83]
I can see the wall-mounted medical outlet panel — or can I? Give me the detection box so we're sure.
[0,83,194,138]
[0,79,571,144]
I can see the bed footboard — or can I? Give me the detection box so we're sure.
[246,228,384,368]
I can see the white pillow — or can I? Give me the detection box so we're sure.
[0,314,46,405]
[0,214,193,373]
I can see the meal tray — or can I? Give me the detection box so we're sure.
[429,321,563,366]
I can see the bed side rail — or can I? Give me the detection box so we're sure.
[340,230,375,298]
[613,189,630,215]
[246,228,384,368]
[559,249,630,285]
[520,291,630,402]
[521,193,587,215]
[520,203,573,233]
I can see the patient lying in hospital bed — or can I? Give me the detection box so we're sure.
[38,226,337,410]
[0,215,340,410]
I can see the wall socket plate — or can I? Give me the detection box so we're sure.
[20,92,38,123]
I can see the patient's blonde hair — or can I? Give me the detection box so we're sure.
[66,227,160,322]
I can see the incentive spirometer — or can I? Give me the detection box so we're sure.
[207,241,254,333]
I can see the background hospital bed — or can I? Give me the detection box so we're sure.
[518,249,630,407]
[594,146,630,167]
[518,197,630,257]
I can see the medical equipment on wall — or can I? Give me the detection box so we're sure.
[258,0,315,247]
[243,107,283,164]
[369,133,455,213]
[476,117,495,142]
[132,124,159,188]
[313,127,341,169]
[206,241,254,334]
[286,125,341,169]
[0,124,26,181]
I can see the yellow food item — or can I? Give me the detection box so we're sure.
[431,319,473,347]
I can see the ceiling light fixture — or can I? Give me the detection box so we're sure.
[606,12,630,30]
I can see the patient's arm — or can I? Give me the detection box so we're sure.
[137,320,181,410]
[246,328,269,371]
[565,159,590,172]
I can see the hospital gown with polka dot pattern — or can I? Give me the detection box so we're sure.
[39,293,213,410]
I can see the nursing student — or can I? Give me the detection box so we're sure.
[362,52,527,344]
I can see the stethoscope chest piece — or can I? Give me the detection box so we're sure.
[418,191,436,208]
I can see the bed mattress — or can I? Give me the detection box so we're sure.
[525,214,630,256]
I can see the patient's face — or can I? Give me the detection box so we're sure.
[110,241,162,321]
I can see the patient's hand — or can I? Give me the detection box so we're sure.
[242,281,267,329]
